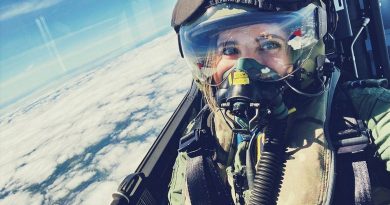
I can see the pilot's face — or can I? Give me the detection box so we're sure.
[213,24,293,84]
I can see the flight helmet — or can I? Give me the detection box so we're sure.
[172,0,329,95]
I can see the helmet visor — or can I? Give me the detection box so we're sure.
[180,3,321,85]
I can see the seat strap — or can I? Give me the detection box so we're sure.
[353,161,373,205]
[186,155,234,205]
[186,155,212,205]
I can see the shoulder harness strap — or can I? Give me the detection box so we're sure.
[178,105,234,205]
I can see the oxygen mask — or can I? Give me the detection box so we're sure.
[215,58,288,133]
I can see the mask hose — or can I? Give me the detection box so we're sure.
[249,118,287,205]
[220,93,288,205]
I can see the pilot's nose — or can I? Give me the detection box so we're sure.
[239,47,263,64]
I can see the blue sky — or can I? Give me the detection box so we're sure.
[0,0,176,109]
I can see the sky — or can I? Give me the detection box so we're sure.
[0,0,177,110]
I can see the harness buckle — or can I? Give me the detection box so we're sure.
[334,120,372,154]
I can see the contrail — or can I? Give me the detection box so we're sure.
[35,16,67,72]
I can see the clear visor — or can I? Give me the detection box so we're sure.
[180,3,320,85]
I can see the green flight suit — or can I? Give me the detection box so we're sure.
[168,85,390,205]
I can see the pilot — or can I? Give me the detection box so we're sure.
[168,0,390,204]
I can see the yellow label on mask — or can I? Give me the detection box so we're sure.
[230,71,249,85]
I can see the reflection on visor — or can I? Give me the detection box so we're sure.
[180,3,320,85]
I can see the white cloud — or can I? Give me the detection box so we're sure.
[0,192,43,205]
[0,31,192,204]
[71,181,118,205]
[0,0,63,21]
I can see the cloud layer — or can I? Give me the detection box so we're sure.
[0,32,191,204]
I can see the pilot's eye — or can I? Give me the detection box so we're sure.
[259,41,281,51]
[222,47,239,55]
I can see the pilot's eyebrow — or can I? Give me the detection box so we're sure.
[217,40,236,48]
[256,34,285,42]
